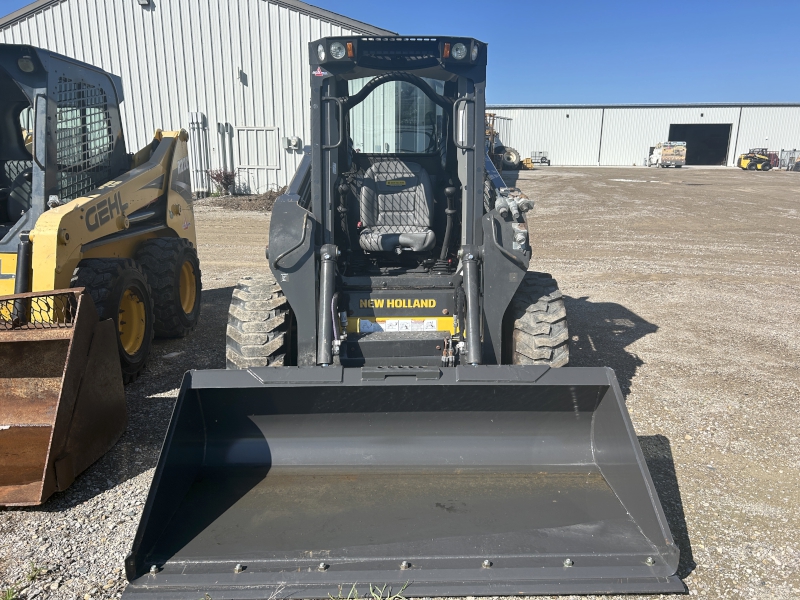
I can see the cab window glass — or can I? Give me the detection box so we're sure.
[348,78,445,154]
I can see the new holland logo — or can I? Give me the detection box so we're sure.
[386,179,406,186]
[359,298,437,309]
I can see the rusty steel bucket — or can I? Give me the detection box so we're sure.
[0,289,126,506]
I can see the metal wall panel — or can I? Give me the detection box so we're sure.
[489,105,800,167]
[733,107,800,162]
[600,106,741,166]
[0,0,388,192]
[491,108,604,166]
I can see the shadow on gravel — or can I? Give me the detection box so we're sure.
[640,435,696,580]
[563,295,694,579]
[564,295,657,396]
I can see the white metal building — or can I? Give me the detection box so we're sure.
[488,104,800,167]
[0,0,394,193]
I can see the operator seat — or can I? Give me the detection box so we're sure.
[5,168,32,222]
[358,160,436,253]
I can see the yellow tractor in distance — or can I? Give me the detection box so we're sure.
[0,44,202,506]
[737,147,772,170]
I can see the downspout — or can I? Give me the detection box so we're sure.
[597,108,605,166]
[731,106,743,167]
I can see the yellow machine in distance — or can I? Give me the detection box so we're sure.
[1,44,202,505]
[737,148,773,171]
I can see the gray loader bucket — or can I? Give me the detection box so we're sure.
[124,366,682,598]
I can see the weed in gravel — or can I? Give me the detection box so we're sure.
[2,588,18,600]
[328,582,410,600]
[329,583,360,600]
[197,584,284,600]
[25,563,43,582]
[369,582,409,600]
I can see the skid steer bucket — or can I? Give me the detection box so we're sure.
[0,289,126,506]
[124,366,682,598]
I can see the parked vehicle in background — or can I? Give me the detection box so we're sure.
[779,149,800,171]
[530,151,551,166]
[737,148,772,171]
[648,141,686,168]
[485,112,521,170]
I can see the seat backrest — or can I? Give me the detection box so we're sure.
[6,168,32,221]
[359,160,433,231]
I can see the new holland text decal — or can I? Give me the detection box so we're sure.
[359,298,437,309]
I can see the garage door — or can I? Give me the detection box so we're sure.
[669,124,732,166]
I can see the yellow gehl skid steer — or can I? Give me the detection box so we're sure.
[0,44,202,506]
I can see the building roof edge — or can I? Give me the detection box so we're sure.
[0,0,397,35]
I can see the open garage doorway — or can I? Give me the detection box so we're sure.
[668,124,732,165]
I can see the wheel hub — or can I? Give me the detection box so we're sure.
[118,288,146,355]
[179,261,197,315]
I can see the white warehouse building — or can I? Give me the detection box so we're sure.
[2,0,798,194]
[0,0,394,193]
[488,104,800,167]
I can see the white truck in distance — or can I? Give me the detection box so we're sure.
[649,141,686,168]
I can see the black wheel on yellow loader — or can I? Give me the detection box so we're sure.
[135,238,202,338]
[502,271,569,367]
[225,273,292,369]
[71,258,155,383]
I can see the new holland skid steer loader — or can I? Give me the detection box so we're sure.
[124,37,681,597]
[0,45,202,506]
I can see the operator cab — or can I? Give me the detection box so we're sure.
[335,74,459,274]
[0,44,128,252]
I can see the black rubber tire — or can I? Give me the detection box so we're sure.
[226,273,291,369]
[502,272,569,367]
[761,162,771,171]
[71,258,155,384]
[501,147,521,170]
[135,238,202,338]
[747,162,757,170]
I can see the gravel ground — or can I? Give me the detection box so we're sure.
[1,166,799,600]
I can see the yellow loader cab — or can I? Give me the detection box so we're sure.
[0,44,202,383]
[737,147,772,171]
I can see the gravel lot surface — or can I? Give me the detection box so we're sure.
[1,166,798,600]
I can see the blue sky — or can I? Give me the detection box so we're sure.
[1,0,798,104]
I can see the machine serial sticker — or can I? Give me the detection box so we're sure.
[359,318,438,333]
[385,179,406,186]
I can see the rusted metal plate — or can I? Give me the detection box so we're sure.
[0,290,126,506]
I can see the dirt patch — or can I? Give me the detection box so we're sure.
[206,186,286,212]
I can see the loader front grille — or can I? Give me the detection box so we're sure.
[0,290,77,330]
